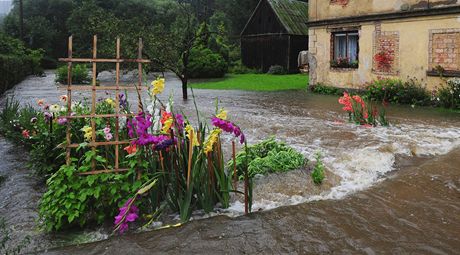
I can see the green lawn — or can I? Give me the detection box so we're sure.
[190,74,309,91]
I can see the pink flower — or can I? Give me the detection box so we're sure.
[114,198,139,234]
[22,130,30,139]
[57,117,68,125]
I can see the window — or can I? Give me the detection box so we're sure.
[331,31,359,68]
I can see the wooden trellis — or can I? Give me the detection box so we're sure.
[59,35,150,175]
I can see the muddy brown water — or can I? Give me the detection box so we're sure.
[0,71,459,254]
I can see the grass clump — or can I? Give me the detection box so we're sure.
[55,64,90,84]
[229,137,306,179]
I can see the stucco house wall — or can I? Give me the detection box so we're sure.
[308,0,460,90]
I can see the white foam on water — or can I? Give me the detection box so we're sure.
[226,121,460,215]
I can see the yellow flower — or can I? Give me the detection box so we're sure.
[161,118,173,134]
[81,126,93,141]
[185,124,199,146]
[216,109,227,120]
[105,98,116,107]
[151,78,165,95]
[204,128,221,154]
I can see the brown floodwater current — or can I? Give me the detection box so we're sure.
[1,71,459,254]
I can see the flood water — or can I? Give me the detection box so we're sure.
[1,71,459,254]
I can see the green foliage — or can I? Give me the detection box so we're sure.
[364,78,430,106]
[0,217,31,255]
[436,78,460,109]
[39,158,143,232]
[228,137,306,179]
[267,65,287,75]
[310,83,343,96]
[188,47,228,78]
[311,152,325,185]
[228,61,261,74]
[0,33,44,94]
[55,64,90,84]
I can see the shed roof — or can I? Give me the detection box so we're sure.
[267,0,309,35]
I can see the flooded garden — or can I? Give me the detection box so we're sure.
[0,71,459,254]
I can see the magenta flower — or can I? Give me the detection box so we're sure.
[211,117,245,144]
[114,198,139,234]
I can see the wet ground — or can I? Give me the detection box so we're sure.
[1,71,459,254]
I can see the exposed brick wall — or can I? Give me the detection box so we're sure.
[373,28,400,75]
[429,29,460,71]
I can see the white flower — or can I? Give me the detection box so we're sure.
[49,104,60,113]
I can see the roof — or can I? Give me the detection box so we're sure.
[267,0,309,35]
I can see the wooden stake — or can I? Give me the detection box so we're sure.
[114,37,121,171]
[91,35,98,171]
[186,132,194,190]
[65,36,73,165]
[232,140,237,190]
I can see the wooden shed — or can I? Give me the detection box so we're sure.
[241,0,308,73]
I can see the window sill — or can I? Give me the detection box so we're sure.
[426,70,460,77]
[330,67,358,72]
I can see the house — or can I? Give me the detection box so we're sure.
[241,0,309,73]
[307,0,460,90]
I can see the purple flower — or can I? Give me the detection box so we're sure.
[211,117,245,144]
[154,138,174,151]
[57,117,68,125]
[44,112,53,122]
[119,94,127,109]
[114,198,139,234]
[175,114,184,127]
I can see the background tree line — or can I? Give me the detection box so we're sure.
[0,0,260,98]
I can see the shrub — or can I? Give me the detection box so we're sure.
[228,61,261,74]
[310,83,343,95]
[55,64,91,84]
[267,65,286,75]
[228,137,306,179]
[364,78,430,106]
[188,47,228,78]
[0,33,43,94]
[437,78,460,109]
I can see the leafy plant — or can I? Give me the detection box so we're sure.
[267,65,286,75]
[311,152,325,185]
[437,78,460,109]
[364,78,430,106]
[188,47,228,78]
[228,137,306,178]
[310,83,343,95]
[55,64,91,84]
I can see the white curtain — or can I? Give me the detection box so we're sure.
[334,34,347,60]
[348,34,358,62]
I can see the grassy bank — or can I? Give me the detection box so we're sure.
[191,74,308,91]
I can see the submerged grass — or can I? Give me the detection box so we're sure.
[191,74,309,91]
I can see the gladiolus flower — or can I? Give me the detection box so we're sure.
[185,124,199,146]
[124,144,137,155]
[204,128,222,154]
[215,109,227,120]
[151,78,165,95]
[114,198,139,234]
[338,92,353,112]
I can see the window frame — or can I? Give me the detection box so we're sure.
[331,30,360,69]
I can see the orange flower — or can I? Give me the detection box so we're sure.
[124,144,137,155]
[160,112,172,124]
[37,99,45,107]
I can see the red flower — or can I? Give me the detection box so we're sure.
[124,144,137,155]
[22,130,30,139]
[338,92,353,112]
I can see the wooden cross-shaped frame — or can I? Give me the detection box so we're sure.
[59,35,150,175]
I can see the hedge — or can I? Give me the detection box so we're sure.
[0,54,40,95]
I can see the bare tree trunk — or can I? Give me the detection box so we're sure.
[19,0,24,41]
[181,77,188,100]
